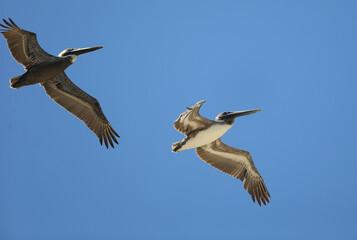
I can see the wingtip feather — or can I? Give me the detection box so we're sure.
[3,19,14,28]
[0,23,11,30]
[108,128,119,145]
[8,18,19,29]
[106,128,114,148]
[110,125,120,138]
[102,130,109,148]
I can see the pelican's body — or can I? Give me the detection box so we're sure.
[0,18,119,148]
[11,55,74,88]
[172,100,270,206]
[174,122,232,151]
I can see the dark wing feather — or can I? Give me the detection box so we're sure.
[0,18,55,69]
[196,138,270,206]
[174,100,213,135]
[41,72,119,148]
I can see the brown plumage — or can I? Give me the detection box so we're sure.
[42,73,119,148]
[173,100,270,205]
[196,139,270,206]
[173,100,213,135]
[0,18,53,70]
[1,18,119,148]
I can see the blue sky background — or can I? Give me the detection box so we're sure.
[1,1,357,239]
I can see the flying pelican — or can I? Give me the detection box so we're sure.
[172,100,270,205]
[0,18,119,148]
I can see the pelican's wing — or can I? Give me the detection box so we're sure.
[41,72,119,148]
[196,138,270,206]
[174,100,213,135]
[0,18,55,70]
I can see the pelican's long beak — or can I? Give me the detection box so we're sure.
[70,46,103,56]
[222,109,261,119]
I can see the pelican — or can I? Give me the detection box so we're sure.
[172,100,270,205]
[0,18,119,148]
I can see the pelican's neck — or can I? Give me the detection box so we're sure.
[58,50,77,63]
[59,54,77,63]
[69,55,77,63]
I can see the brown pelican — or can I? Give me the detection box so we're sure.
[0,18,119,148]
[172,100,270,205]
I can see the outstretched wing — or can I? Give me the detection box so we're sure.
[0,18,55,69]
[196,138,270,206]
[42,72,119,148]
[174,100,213,135]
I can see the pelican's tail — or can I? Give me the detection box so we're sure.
[172,141,183,152]
[10,75,25,89]
[10,72,35,89]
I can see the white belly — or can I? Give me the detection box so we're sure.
[181,124,232,150]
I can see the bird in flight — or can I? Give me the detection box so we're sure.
[172,100,270,205]
[0,18,119,148]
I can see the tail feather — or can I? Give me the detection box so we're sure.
[10,75,24,89]
[172,141,182,152]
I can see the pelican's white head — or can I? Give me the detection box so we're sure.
[58,46,103,62]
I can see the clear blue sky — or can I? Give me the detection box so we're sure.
[1,1,357,239]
